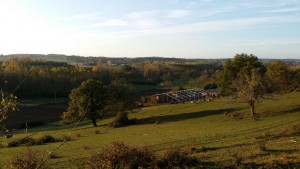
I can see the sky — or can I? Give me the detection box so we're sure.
[0,0,300,59]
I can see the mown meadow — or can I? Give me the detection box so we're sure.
[0,91,299,168]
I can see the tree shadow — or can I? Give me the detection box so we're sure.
[265,149,300,153]
[280,106,300,114]
[136,108,238,125]
[243,162,300,169]
[265,106,300,117]
[250,149,300,160]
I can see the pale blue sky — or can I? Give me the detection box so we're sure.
[0,0,299,58]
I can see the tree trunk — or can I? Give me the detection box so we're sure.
[250,100,255,118]
[92,118,97,127]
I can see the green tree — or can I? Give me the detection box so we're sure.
[267,60,290,92]
[218,53,265,95]
[62,79,108,127]
[92,59,102,72]
[218,54,268,118]
[107,85,138,127]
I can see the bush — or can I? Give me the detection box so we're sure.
[49,153,60,159]
[8,140,20,147]
[41,135,56,143]
[10,148,48,169]
[8,137,36,147]
[157,147,198,169]
[109,112,136,128]
[8,135,59,148]
[19,137,35,145]
[87,141,155,169]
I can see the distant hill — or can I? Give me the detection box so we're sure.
[0,54,299,66]
[0,54,226,66]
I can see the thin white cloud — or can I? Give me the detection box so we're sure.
[127,10,158,19]
[226,39,300,47]
[187,2,197,8]
[96,16,300,40]
[166,10,190,18]
[263,7,300,13]
[134,19,163,28]
[169,0,180,4]
[102,19,128,26]
[240,0,299,9]
[81,19,128,28]
[125,10,163,29]
[72,14,99,19]
[198,8,233,17]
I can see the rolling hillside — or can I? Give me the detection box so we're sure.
[0,92,299,168]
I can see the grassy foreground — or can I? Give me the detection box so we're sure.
[0,92,300,168]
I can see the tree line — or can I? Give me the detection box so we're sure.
[0,57,222,99]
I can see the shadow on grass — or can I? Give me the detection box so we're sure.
[265,106,300,117]
[265,149,300,153]
[136,108,238,125]
[242,162,300,169]
[250,149,300,160]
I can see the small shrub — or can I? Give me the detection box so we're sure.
[8,138,36,147]
[41,135,56,143]
[10,148,48,169]
[76,133,81,137]
[49,153,60,159]
[158,147,198,169]
[34,139,44,146]
[94,130,100,134]
[8,140,20,147]
[82,145,90,150]
[109,112,136,128]
[19,137,35,146]
[7,135,60,148]
[0,143,5,148]
[87,141,155,169]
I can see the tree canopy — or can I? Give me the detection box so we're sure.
[218,53,269,118]
[62,79,137,127]
[217,53,266,95]
[62,79,108,127]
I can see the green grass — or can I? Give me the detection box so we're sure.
[18,98,68,106]
[1,92,300,168]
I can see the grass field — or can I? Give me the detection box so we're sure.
[0,92,299,168]
[18,98,68,106]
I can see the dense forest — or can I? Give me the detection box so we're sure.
[0,55,223,99]
[0,54,299,99]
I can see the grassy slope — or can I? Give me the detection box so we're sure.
[18,98,68,106]
[0,92,299,168]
